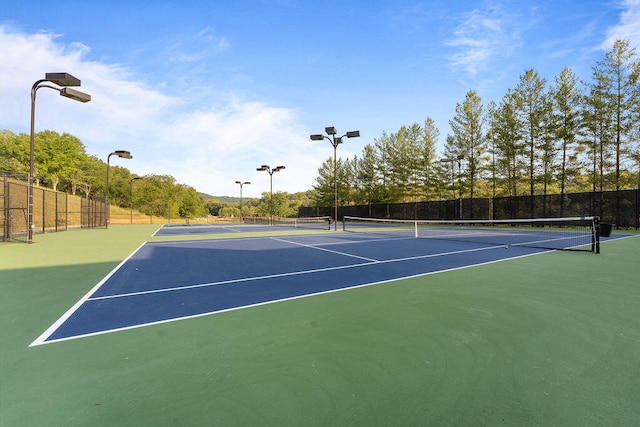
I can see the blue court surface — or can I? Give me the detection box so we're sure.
[31,231,616,346]
[152,223,278,236]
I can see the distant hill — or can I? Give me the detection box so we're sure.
[198,193,256,204]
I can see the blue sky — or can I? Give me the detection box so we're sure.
[1,0,638,198]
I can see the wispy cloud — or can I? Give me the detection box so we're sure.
[0,27,325,197]
[446,4,522,75]
[602,0,640,49]
[167,26,230,64]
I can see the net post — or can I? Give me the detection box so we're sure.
[593,217,600,254]
[414,220,418,238]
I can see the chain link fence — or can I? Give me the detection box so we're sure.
[300,189,640,230]
[1,174,107,242]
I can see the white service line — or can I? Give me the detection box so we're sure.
[269,236,380,262]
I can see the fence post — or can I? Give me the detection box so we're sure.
[2,176,8,241]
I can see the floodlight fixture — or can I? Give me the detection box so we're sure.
[106,150,133,228]
[256,164,286,223]
[27,71,91,243]
[235,180,251,218]
[114,150,132,159]
[310,125,361,230]
[44,72,81,87]
[60,87,91,103]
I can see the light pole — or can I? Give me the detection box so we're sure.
[28,72,91,243]
[310,126,360,230]
[440,154,464,219]
[256,165,285,223]
[106,150,132,228]
[129,177,143,224]
[235,180,251,219]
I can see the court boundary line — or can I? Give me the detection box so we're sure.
[29,241,149,347]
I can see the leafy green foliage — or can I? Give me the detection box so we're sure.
[311,38,638,209]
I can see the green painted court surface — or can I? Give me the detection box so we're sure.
[1,225,639,426]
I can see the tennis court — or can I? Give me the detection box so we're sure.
[32,217,626,345]
[2,222,639,426]
[32,232,555,345]
[153,216,331,236]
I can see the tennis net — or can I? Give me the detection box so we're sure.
[342,216,601,253]
[243,216,331,230]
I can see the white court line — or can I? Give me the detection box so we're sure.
[29,241,149,347]
[150,225,165,237]
[269,236,380,262]
[217,226,244,233]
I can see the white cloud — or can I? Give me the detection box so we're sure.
[446,5,521,75]
[602,0,640,50]
[0,26,325,197]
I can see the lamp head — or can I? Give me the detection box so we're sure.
[325,126,337,135]
[274,165,286,172]
[310,134,324,141]
[115,150,132,159]
[457,154,465,160]
[60,87,91,103]
[45,72,81,87]
[346,130,360,138]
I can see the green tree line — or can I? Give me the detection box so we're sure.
[0,127,311,219]
[0,128,209,219]
[205,191,311,219]
[311,39,639,210]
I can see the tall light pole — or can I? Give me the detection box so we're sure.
[129,177,143,224]
[256,165,285,223]
[235,180,251,219]
[106,150,132,228]
[310,126,360,230]
[440,154,464,219]
[28,72,91,243]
